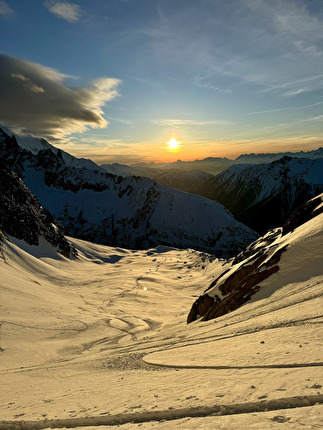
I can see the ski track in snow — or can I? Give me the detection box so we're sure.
[1,395,322,429]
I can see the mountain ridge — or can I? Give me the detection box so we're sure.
[0,127,257,256]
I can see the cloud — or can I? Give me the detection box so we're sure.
[299,115,323,123]
[0,1,13,15]
[147,0,323,97]
[45,1,81,22]
[0,54,121,141]
[151,119,232,127]
[247,101,323,115]
[106,116,134,126]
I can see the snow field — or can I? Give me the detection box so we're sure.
[0,215,322,429]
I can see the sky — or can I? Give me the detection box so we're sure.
[0,0,323,164]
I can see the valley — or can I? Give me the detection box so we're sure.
[1,210,322,429]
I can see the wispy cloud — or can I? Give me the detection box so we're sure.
[151,119,232,127]
[0,1,13,15]
[298,115,323,123]
[44,1,81,22]
[0,54,121,141]
[147,0,323,97]
[247,101,323,115]
[106,116,134,126]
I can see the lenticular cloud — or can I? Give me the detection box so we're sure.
[0,54,121,142]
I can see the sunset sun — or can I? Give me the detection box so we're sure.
[167,138,180,150]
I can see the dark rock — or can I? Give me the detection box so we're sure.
[187,294,215,323]
[187,234,288,323]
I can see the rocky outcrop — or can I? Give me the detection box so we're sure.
[187,193,323,323]
[187,243,286,323]
[0,159,76,258]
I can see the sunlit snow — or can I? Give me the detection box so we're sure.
[1,214,322,429]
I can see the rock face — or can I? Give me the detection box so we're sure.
[187,194,323,323]
[0,158,76,258]
[0,127,257,257]
[198,156,323,234]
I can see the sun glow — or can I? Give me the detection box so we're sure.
[167,138,180,150]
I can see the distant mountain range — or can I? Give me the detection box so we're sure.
[101,148,323,207]
[234,148,323,164]
[0,127,257,257]
[101,147,323,178]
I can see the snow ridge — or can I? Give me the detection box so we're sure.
[188,193,323,323]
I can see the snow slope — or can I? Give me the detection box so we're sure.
[0,210,322,429]
[187,194,322,324]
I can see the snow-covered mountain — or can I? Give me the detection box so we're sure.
[199,156,323,234]
[0,128,257,256]
[187,193,323,323]
[0,157,76,258]
[1,126,105,172]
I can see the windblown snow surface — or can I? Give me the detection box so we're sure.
[1,214,322,429]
